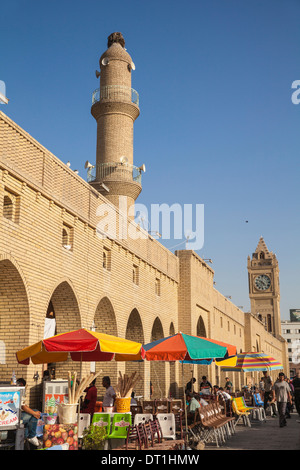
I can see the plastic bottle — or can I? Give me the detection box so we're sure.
[11,370,16,385]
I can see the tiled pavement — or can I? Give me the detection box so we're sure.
[204,412,300,450]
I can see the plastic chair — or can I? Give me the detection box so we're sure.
[231,398,251,427]
[156,413,176,439]
[239,396,265,422]
[134,413,153,426]
[76,413,91,438]
[108,413,131,439]
[91,412,111,434]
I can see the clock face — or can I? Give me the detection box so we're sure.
[255,274,271,291]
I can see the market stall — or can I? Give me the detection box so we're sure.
[16,328,145,450]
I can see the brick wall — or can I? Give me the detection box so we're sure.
[0,110,288,407]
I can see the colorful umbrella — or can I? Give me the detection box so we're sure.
[179,337,237,365]
[143,332,232,362]
[220,352,283,372]
[16,328,145,365]
[143,332,232,438]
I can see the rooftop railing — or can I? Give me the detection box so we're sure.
[92,85,139,107]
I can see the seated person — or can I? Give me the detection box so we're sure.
[186,393,200,424]
[194,392,208,407]
[130,391,137,405]
[17,378,41,447]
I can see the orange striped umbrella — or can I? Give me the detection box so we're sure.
[220,352,283,372]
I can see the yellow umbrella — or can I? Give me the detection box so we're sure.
[16,328,145,365]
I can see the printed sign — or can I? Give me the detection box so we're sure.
[0,391,20,427]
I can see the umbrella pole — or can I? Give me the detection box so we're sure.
[182,362,188,445]
[77,353,82,437]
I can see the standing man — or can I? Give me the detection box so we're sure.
[272,372,292,428]
[224,377,233,393]
[81,379,97,418]
[102,376,116,409]
[199,376,213,395]
[292,370,300,417]
[262,370,277,416]
[185,377,196,395]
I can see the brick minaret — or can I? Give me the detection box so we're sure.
[90,32,142,215]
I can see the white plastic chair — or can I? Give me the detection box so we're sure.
[156,413,176,440]
[133,413,153,426]
[76,413,91,438]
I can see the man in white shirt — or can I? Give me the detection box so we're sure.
[272,373,292,428]
[213,385,231,401]
[17,378,41,447]
[102,376,116,408]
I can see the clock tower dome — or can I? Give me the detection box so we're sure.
[247,237,282,337]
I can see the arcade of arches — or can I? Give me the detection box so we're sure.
[1,261,209,406]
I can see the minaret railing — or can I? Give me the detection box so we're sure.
[92,86,139,107]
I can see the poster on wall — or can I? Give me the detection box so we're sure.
[0,390,21,428]
[44,393,69,415]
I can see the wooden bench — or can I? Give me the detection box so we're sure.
[189,403,235,447]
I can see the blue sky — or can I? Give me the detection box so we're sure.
[1,0,299,319]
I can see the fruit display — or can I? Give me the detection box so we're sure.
[43,423,78,450]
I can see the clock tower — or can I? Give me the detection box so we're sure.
[247,237,282,337]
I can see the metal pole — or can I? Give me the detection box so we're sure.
[182,362,188,444]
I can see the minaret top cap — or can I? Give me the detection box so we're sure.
[100,32,132,66]
[107,32,125,48]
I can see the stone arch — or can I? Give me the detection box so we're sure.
[46,280,81,379]
[196,316,206,337]
[0,259,30,382]
[125,309,145,397]
[150,317,165,398]
[94,296,118,388]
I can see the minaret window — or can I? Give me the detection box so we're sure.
[62,224,73,250]
[103,248,111,271]
[3,195,13,220]
[3,189,19,223]
[155,278,161,296]
[133,265,139,285]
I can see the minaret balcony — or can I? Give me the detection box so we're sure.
[87,162,143,185]
[92,86,139,107]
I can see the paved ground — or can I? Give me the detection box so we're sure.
[204,412,300,450]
